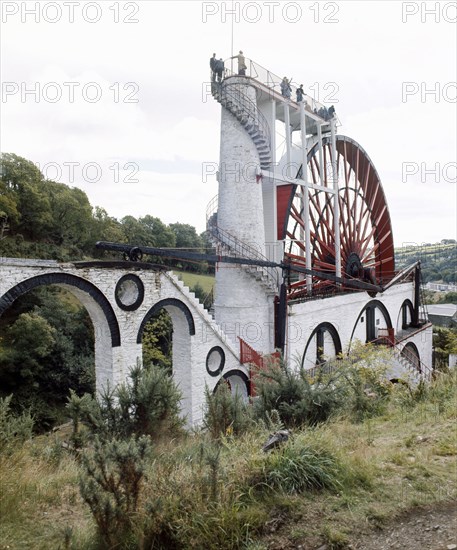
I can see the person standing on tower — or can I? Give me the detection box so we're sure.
[231,50,247,75]
[215,58,225,82]
[210,53,217,81]
[296,84,304,102]
[280,77,292,99]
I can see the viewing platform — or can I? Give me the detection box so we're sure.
[221,57,337,136]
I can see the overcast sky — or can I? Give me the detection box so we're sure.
[1,0,456,249]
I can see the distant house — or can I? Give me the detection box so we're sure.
[426,281,457,292]
[427,304,457,328]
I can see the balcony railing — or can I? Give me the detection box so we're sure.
[222,57,328,115]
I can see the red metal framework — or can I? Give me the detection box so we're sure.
[278,136,395,299]
[239,338,280,396]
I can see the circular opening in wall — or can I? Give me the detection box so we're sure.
[115,274,144,311]
[206,346,225,376]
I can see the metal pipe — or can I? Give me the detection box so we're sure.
[330,118,341,279]
[284,102,292,178]
[300,101,312,292]
[317,123,324,186]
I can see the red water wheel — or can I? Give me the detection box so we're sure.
[277,135,395,299]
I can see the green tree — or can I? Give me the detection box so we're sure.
[44,181,93,246]
[0,287,95,429]
[170,222,203,249]
[142,310,172,372]
[139,215,176,248]
[120,215,153,246]
[1,312,56,387]
[0,153,52,239]
[90,206,124,249]
[437,292,457,304]
[433,327,457,369]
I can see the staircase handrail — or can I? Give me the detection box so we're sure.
[213,81,271,153]
[206,194,219,222]
[206,198,279,290]
[371,336,433,380]
[210,224,280,291]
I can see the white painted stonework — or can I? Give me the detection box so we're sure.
[0,71,435,431]
[286,282,433,378]
[214,77,273,354]
[0,258,245,428]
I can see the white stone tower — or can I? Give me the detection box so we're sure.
[209,76,276,354]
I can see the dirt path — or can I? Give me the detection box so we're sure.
[350,501,457,550]
[263,501,457,549]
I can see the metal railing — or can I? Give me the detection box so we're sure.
[418,271,430,325]
[211,80,272,167]
[206,194,219,224]
[371,336,433,381]
[206,196,279,291]
[304,338,433,382]
[223,57,328,115]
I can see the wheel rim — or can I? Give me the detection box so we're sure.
[278,135,395,299]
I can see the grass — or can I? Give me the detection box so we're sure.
[173,270,214,295]
[0,370,456,549]
[0,437,92,549]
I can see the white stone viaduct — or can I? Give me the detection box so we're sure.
[0,258,433,427]
[0,258,248,427]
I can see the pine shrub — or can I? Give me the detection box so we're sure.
[0,394,33,453]
[79,435,152,547]
[253,360,344,428]
[203,382,252,438]
[66,362,184,442]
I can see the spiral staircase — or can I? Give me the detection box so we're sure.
[211,80,272,169]
[207,79,278,295]
[206,196,278,295]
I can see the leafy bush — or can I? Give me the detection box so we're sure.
[337,346,393,422]
[253,359,344,428]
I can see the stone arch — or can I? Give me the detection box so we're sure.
[137,298,195,343]
[350,299,392,347]
[0,273,121,392]
[397,299,414,332]
[137,298,196,421]
[302,322,342,369]
[215,369,250,400]
[401,342,421,373]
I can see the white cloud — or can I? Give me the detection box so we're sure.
[1,0,455,245]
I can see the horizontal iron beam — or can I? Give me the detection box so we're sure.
[95,241,384,293]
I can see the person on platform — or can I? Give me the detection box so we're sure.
[215,58,225,82]
[231,50,247,75]
[210,53,217,81]
[328,105,336,119]
[296,84,304,102]
[280,77,292,99]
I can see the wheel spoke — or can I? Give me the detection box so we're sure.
[285,137,395,295]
